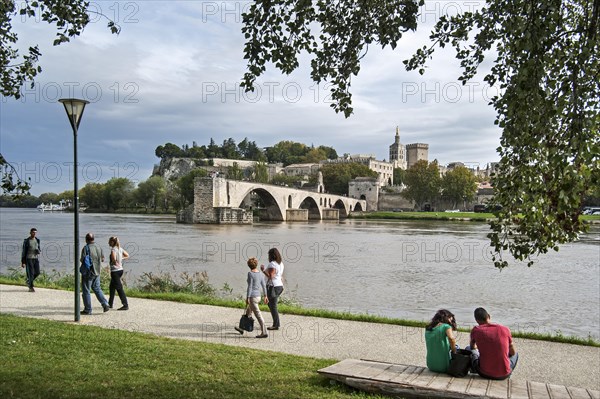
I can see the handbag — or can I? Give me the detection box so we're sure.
[239,314,254,332]
[447,349,472,377]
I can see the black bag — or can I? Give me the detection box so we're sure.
[447,349,472,377]
[239,314,254,332]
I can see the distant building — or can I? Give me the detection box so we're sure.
[389,126,407,169]
[389,127,429,170]
[440,161,500,181]
[406,143,429,169]
[202,158,257,168]
[318,127,431,186]
[282,163,320,178]
[321,154,394,187]
[348,177,379,211]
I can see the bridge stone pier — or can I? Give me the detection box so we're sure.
[177,177,366,224]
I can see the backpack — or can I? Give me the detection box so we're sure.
[81,245,93,272]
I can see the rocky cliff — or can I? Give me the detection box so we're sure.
[152,157,197,180]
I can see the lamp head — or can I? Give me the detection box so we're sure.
[59,98,89,131]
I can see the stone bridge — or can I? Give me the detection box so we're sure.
[177,177,367,224]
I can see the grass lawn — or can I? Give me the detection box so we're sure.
[0,314,385,399]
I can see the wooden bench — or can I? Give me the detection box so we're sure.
[318,359,599,399]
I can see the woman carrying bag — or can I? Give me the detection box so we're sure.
[235,257,269,338]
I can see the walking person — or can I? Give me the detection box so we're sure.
[424,309,458,373]
[108,236,129,310]
[21,227,41,292]
[80,232,110,315]
[260,248,284,330]
[235,257,269,338]
[468,307,519,379]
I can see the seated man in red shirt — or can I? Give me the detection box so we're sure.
[469,307,519,379]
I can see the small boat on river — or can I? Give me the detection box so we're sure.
[37,201,68,212]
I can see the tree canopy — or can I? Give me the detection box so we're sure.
[1,1,118,195]
[155,138,265,162]
[241,0,600,267]
[0,153,30,196]
[241,0,420,117]
[176,169,208,207]
[401,160,441,210]
[441,165,478,209]
[155,139,339,167]
[320,162,378,195]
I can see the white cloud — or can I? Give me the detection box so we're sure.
[1,1,502,195]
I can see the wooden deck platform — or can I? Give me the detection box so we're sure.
[318,359,600,399]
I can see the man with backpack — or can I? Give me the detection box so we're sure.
[80,232,110,315]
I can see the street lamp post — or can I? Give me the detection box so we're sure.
[59,98,89,322]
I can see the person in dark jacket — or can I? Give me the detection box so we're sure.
[21,228,41,292]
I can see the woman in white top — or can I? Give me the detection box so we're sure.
[260,248,284,330]
[108,236,129,310]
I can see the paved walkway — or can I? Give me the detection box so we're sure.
[1,284,598,391]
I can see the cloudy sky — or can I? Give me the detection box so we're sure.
[1,1,501,195]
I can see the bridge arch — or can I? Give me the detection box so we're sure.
[237,187,284,221]
[332,199,349,217]
[298,195,321,220]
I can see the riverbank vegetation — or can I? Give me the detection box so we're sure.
[1,314,383,399]
[350,211,495,221]
[1,268,597,347]
[350,211,600,224]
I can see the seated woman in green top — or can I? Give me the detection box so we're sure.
[424,309,458,373]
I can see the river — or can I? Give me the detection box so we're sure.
[1,208,598,339]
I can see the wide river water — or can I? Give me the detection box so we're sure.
[1,208,598,339]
